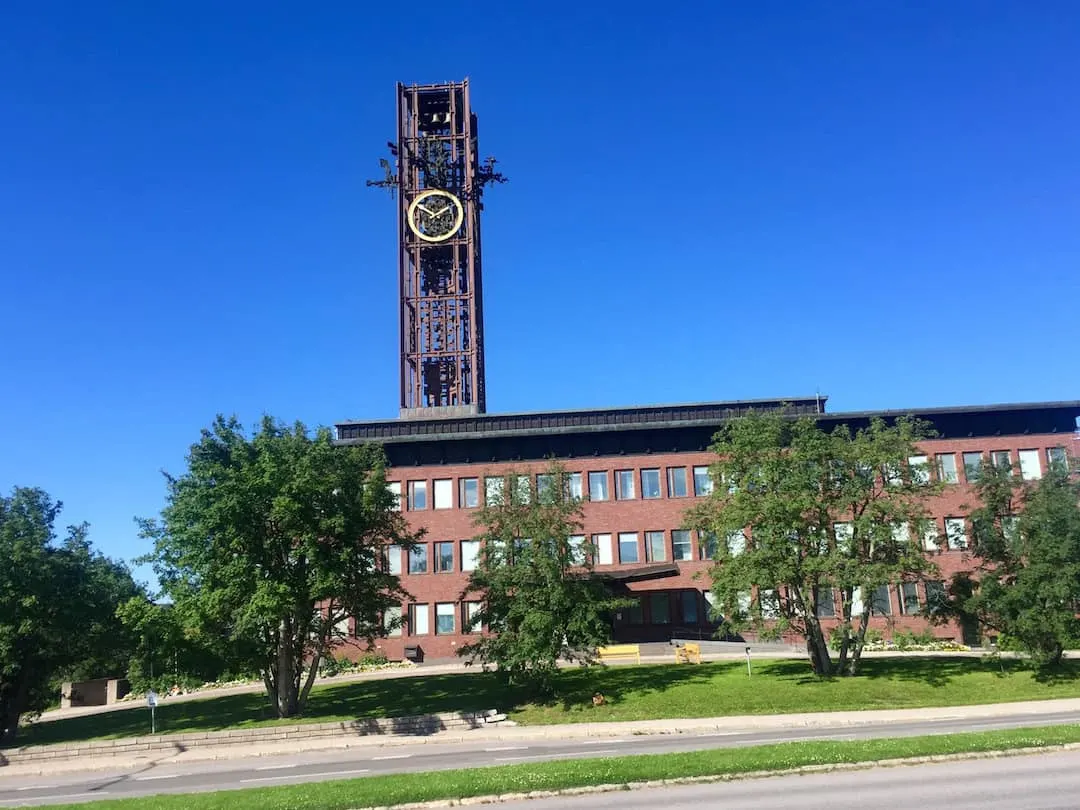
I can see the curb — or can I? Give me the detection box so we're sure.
[353,742,1080,810]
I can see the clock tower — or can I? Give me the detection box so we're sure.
[370,80,505,418]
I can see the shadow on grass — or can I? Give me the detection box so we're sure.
[542,661,736,713]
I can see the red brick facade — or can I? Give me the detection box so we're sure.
[335,413,1077,662]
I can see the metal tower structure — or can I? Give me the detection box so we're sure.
[370,80,504,418]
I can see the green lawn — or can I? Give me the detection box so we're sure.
[13,657,1080,748]
[44,723,1080,810]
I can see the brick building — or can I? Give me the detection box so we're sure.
[334,397,1080,661]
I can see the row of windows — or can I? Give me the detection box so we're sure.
[389,512,990,577]
[385,529,727,575]
[752,580,948,619]
[378,602,482,637]
[909,447,1067,486]
[388,466,716,511]
[388,447,1069,512]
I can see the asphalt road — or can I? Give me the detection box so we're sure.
[493,749,1080,810]
[3,709,1080,807]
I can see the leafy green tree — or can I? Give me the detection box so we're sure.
[116,597,236,692]
[688,411,941,676]
[960,457,1080,667]
[139,415,416,718]
[1,487,141,744]
[458,465,630,694]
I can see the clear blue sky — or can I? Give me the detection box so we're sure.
[2,2,1078,586]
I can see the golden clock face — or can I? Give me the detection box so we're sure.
[407,189,464,242]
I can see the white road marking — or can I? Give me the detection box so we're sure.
[134,774,181,781]
[494,749,619,762]
[256,763,299,771]
[304,768,371,778]
[581,739,625,744]
[16,786,57,791]
[372,754,412,760]
[483,746,528,752]
[240,776,299,784]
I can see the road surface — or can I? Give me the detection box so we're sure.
[2,709,1079,806]
[493,749,1080,809]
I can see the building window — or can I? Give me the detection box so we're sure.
[962,452,983,482]
[512,475,531,504]
[616,470,636,500]
[727,530,747,556]
[908,455,930,485]
[407,480,427,510]
[408,544,428,574]
[883,463,903,487]
[925,580,948,615]
[640,469,661,499]
[671,530,692,561]
[945,518,968,550]
[568,535,586,565]
[991,450,1011,470]
[435,603,455,635]
[680,591,699,624]
[588,471,609,502]
[1002,515,1020,541]
[432,479,452,510]
[834,522,853,551]
[618,532,640,564]
[536,473,555,502]
[384,605,402,637]
[650,593,671,624]
[815,587,835,618]
[463,601,482,633]
[698,531,719,560]
[459,478,479,508]
[921,520,940,551]
[485,476,505,506]
[871,585,892,616]
[622,597,644,625]
[1047,447,1068,471]
[667,467,688,498]
[409,603,429,635]
[760,589,780,619]
[387,481,402,511]
[385,545,402,576]
[900,582,920,614]
[693,466,713,496]
[1018,449,1042,481]
[566,472,583,500]
[936,454,959,484]
[435,541,454,573]
[594,533,613,565]
[645,531,666,562]
[460,539,480,571]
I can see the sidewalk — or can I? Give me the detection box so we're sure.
[6,696,1080,778]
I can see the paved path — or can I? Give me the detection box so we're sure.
[489,750,1080,810]
[3,700,1080,805]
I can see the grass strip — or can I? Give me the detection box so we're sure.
[18,657,1080,747]
[45,723,1080,810]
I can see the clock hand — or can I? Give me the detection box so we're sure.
[431,206,452,218]
[415,204,435,216]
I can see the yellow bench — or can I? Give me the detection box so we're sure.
[675,642,701,664]
[597,644,641,664]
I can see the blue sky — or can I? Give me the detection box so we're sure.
[2,2,1078,585]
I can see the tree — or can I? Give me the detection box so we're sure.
[1,487,141,744]
[458,465,630,694]
[139,415,416,718]
[688,411,941,676]
[959,457,1080,667]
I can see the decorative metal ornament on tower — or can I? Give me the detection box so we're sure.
[369,79,506,418]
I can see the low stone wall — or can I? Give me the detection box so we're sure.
[1,710,505,767]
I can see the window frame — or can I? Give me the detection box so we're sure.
[434,541,454,573]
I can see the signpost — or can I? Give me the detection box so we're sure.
[147,690,158,734]
[745,646,752,677]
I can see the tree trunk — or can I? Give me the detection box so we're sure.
[836,589,854,672]
[804,616,833,675]
[297,650,321,714]
[274,619,299,718]
[845,602,874,676]
[0,668,31,746]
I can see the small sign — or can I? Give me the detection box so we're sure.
[147,691,158,708]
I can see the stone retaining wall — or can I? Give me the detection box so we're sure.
[1,710,503,767]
